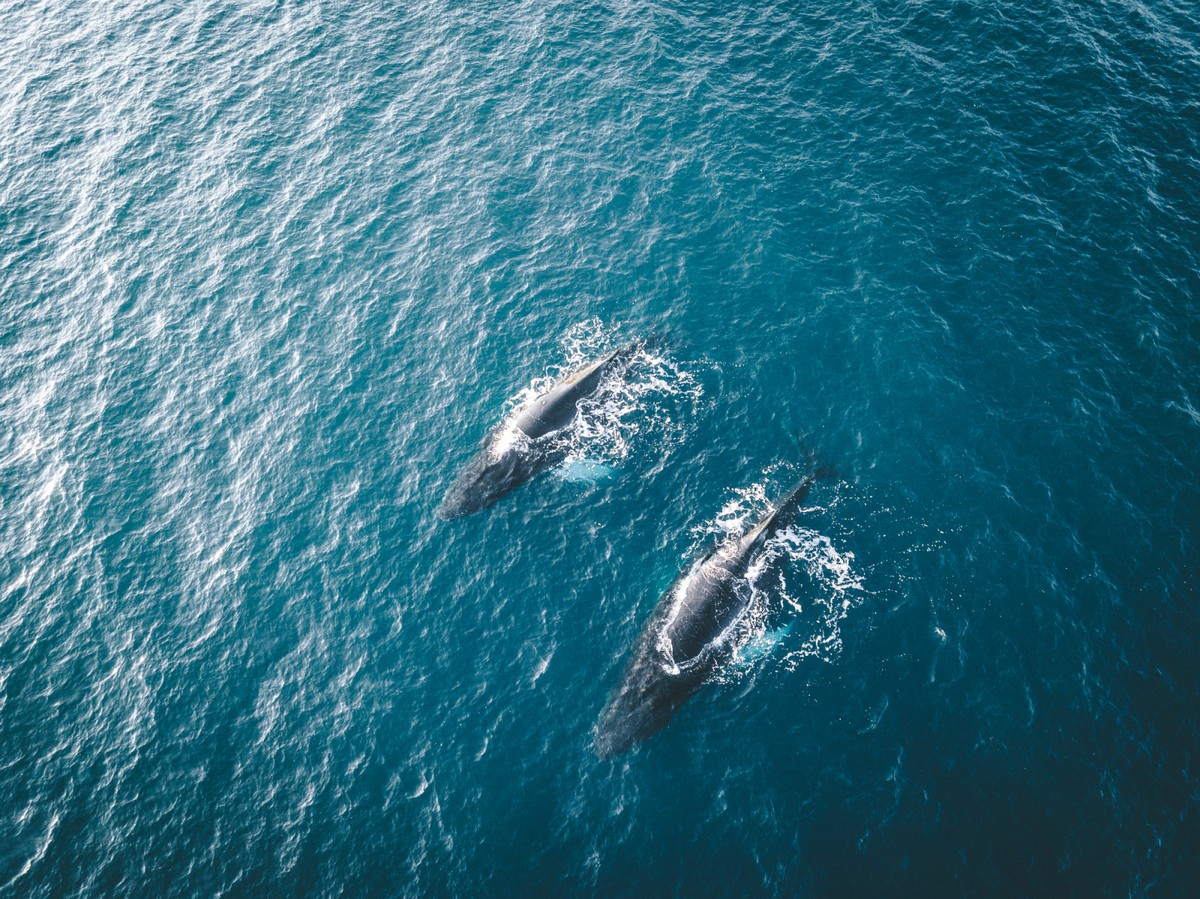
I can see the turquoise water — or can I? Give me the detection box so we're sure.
[3,0,1199,894]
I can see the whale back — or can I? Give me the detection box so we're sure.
[514,344,631,439]
[662,550,750,664]
[662,476,818,663]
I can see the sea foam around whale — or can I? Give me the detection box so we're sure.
[490,319,702,476]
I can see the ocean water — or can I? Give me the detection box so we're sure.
[2,0,1199,895]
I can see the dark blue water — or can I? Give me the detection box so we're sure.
[3,1,1199,895]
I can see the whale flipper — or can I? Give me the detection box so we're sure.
[732,623,794,668]
[556,458,618,484]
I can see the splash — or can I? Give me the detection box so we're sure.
[487,401,536,459]
[761,525,864,670]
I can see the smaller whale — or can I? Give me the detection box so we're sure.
[436,342,641,519]
[594,474,819,758]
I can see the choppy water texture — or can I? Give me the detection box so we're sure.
[2,1,1199,895]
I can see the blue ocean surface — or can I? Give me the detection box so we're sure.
[2,0,1199,895]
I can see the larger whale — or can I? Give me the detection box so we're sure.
[594,475,818,757]
[436,342,640,519]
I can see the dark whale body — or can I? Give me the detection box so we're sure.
[436,343,639,519]
[594,475,817,758]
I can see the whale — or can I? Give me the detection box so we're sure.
[436,342,641,519]
[594,474,818,757]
